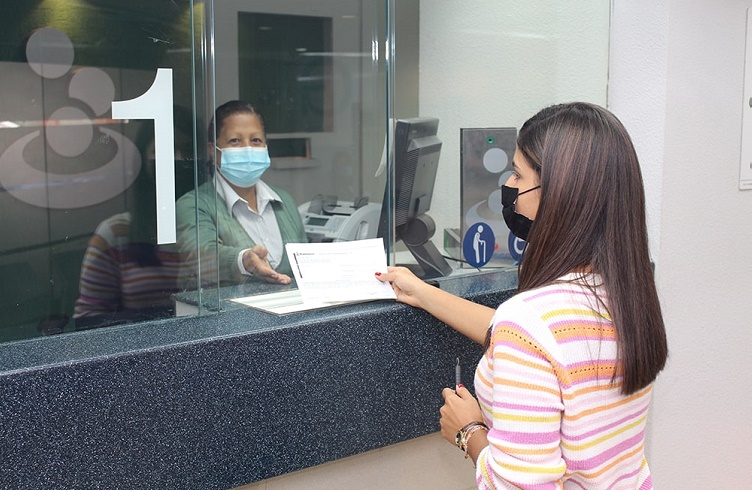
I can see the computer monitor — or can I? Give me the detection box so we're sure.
[377,117,453,279]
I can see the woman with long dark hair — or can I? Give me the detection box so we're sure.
[377,102,667,488]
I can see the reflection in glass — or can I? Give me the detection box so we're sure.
[73,107,196,329]
[0,0,202,341]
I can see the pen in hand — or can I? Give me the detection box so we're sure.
[455,357,462,390]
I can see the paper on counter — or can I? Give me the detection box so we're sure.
[285,238,397,304]
[230,289,358,315]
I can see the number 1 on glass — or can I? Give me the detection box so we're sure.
[112,68,176,243]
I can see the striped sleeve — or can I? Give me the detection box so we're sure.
[475,301,566,490]
[474,279,654,489]
[73,219,124,317]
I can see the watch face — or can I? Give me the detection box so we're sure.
[455,430,463,447]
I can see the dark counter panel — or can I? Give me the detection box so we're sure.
[0,270,516,489]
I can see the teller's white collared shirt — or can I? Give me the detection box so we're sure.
[216,176,283,273]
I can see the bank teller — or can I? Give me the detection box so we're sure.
[175,100,306,287]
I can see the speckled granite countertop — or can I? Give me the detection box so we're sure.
[0,269,517,489]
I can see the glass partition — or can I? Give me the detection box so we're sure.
[186,0,393,306]
[0,0,394,342]
[0,0,212,341]
[0,0,609,344]
[393,1,611,275]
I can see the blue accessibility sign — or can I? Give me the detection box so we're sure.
[507,232,526,263]
[463,222,496,268]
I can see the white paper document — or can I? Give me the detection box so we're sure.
[285,238,397,304]
[230,289,357,315]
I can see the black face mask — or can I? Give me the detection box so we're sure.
[501,184,540,240]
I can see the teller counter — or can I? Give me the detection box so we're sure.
[0,269,517,489]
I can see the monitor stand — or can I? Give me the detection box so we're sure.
[399,214,453,280]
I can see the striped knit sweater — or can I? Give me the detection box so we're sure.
[474,273,653,489]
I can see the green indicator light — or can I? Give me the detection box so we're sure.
[486,135,495,145]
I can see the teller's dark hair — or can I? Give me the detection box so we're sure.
[511,102,667,396]
[207,100,265,143]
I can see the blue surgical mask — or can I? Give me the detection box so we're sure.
[217,146,271,187]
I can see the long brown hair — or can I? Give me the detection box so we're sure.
[512,102,667,395]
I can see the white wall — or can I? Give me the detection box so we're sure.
[419,1,610,248]
[608,0,668,261]
[611,1,752,488]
